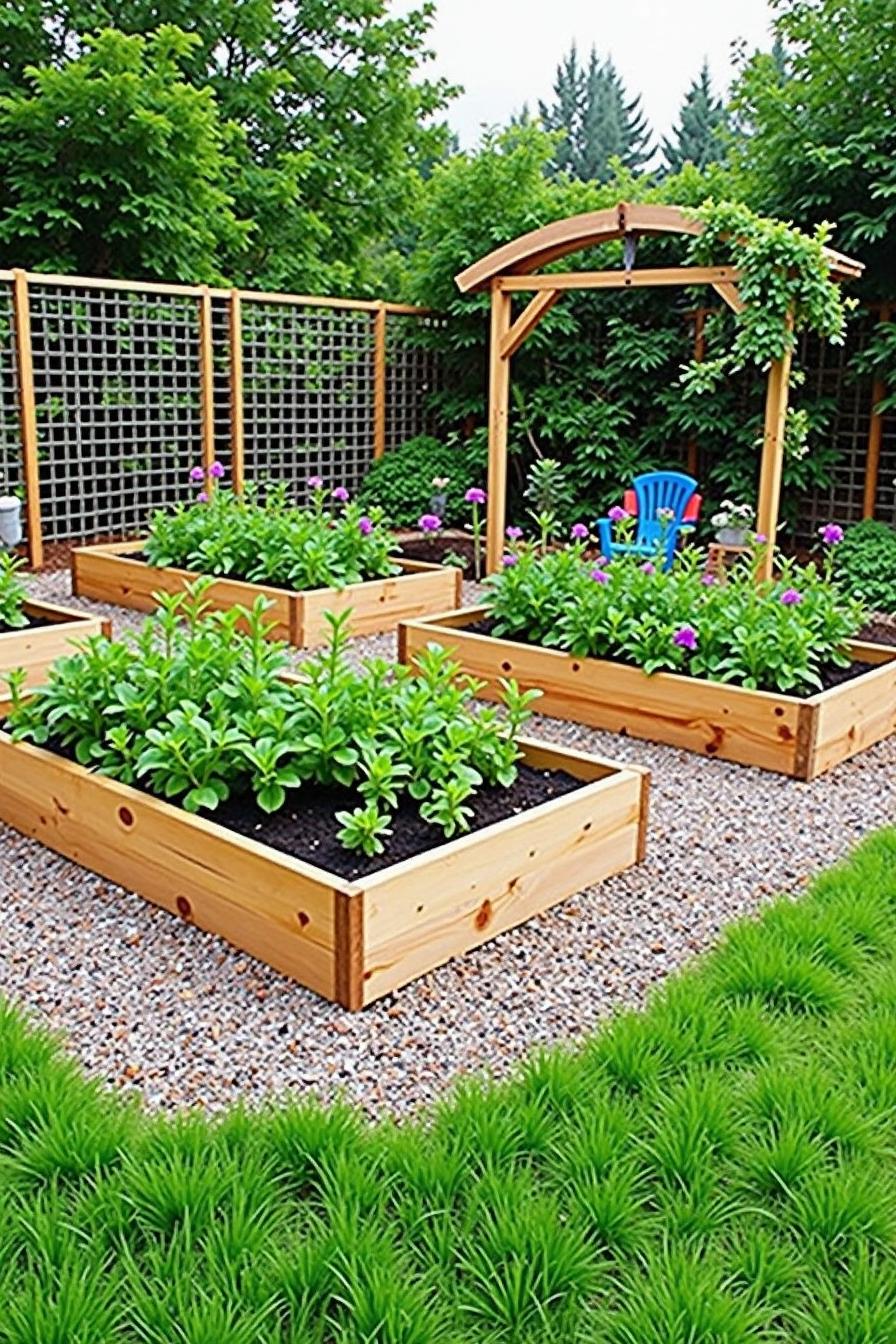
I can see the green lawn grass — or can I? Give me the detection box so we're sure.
[2,830,895,1342]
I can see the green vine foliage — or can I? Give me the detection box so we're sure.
[0,551,29,629]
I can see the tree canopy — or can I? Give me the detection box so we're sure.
[663,61,728,175]
[537,44,653,182]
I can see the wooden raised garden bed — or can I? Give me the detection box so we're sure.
[0,600,109,715]
[399,606,896,780]
[71,539,462,645]
[0,731,648,1007]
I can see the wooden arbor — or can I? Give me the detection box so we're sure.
[455,203,864,577]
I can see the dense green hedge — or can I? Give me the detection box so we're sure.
[1,829,895,1338]
[357,435,484,528]
[835,518,896,614]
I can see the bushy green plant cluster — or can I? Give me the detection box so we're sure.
[834,518,896,614]
[6,584,537,855]
[0,552,28,629]
[356,435,483,528]
[1,829,895,1337]
[486,536,863,693]
[144,482,397,591]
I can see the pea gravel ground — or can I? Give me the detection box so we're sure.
[1,568,894,1119]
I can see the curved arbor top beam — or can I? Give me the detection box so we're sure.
[455,202,863,294]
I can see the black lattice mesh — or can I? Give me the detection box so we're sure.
[0,281,21,508]
[27,283,203,541]
[875,402,896,525]
[385,312,445,450]
[241,300,375,499]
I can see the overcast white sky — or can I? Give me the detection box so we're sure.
[393,0,774,148]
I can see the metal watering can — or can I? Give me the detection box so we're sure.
[0,495,23,549]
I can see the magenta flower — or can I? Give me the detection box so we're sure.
[506,525,523,541]
[780,588,803,606]
[592,554,608,568]
[358,515,373,535]
[819,523,844,545]
[502,553,518,567]
[754,533,767,544]
[570,522,590,541]
[307,475,324,490]
[640,561,656,575]
[465,487,487,505]
[196,491,209,503]
[332,486,350,503]
[189,465,205,483]
[419,513,442,534]
[608,506,629,523]
[208,461,225,480]
[590,567,610,584]
[701,572,716,586]
[673,625,698,650]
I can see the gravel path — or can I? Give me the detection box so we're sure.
[1,568,893,1118]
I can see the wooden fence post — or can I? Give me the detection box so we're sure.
[372,301,387,460]
[229,290,245,493]
[10,268,43,569]
[486,282,512,574]
[198,285,216,486]
[686,308,706,478]
[755,315,795,581]
[863,302,891,519]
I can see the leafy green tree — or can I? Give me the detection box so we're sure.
[0,27,247,281]
[730,0,896,294]
[538,44,653,181]
[663,61,728,174]
[0,0,455,292]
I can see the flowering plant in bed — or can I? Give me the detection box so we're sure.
[5,582,539,858]
[0,552,29,630]
[487,527,864,695]
[143,469,396,591]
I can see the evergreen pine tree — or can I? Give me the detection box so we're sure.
[662,61,728,173]
[539,43,653,181]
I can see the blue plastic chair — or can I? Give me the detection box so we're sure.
[596,471,700,570]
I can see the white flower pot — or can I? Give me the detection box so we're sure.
[715,526,749,547]
[0,495,22,549]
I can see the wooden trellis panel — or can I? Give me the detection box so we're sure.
[384,312,445,453]
[0,281,22,505]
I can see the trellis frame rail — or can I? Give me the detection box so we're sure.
[1,266,432,569]
[455,202,865,579]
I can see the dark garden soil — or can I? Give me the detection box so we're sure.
[857,618,896,648]
[213,764,584,879]
[460,618,876,697]
[393,530,478,580]
[0,612,53,635]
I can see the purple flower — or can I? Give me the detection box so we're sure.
[701,572,717,586]
[196,491,209,503]
[608,506,629,523]
[640,561,656,575]
[673,625,698,650]
[307,475,324,490]
[780,588,803,606]
[502,553,518,567]
[358,515,374,535]
[819,523,844,545]
[592,554,608,569]
[332,486,350,503]
[570,522,590,541]
[189,465,205,483]
[208,461,225,480]
[465,487,487,505]
[754,533,767,544]
[419,513,442,534]
[506,525,523,541]
[590,567,610,584]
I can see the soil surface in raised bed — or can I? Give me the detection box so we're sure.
[0,612,54,635]
[393,531,477,579]
[457,617,877,696]
[857,618,896,648]
[213,763,584,879]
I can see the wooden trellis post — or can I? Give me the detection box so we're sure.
[198,285,216,486]
[229,290,245,493]
[486,281,512,573]
[11,268,42,569]
[755,312,795,581]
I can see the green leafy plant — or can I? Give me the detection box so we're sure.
[487,529,864,694]
[834,518,896,614]
[144,472,397,592]
[0,551,29,629]
[356,435,482,529]
[6,583,539,857]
